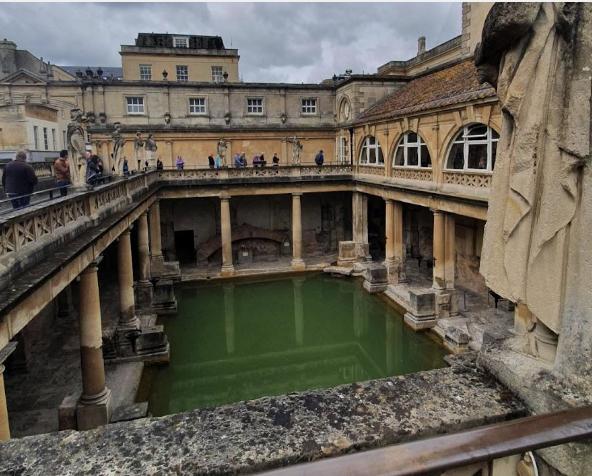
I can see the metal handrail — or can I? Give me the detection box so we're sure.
[259,406,592,476]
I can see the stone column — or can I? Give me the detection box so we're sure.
[385,199,395,263]
[149,201,164,277]
[444,213,456,290]
[0,364,8,441]
[432,209,446,290]
[117,229,139,329]
[291,193,306,270]
[135,211,153,309]
[393,201,407,283]
[77,260,112,430]
[352,192,369,261]
[220,196,234,276]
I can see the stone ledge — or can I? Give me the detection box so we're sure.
[0,360,525,475]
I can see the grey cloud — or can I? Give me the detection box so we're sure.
[0,2,461,83]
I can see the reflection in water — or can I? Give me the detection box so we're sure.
[148,274,447,416]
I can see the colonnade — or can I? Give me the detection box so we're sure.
[217,192,307,276]
[0,201,165,439]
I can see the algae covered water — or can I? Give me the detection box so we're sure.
[147,274,447,416]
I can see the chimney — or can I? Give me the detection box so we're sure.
[417,36,426,56]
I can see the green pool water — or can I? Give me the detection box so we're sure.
[147,274,447,416]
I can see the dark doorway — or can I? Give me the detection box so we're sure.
[175,230,196,264]
[367,195,385,261]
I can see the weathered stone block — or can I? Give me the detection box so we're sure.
[76,389,112,431]
[134,281,154,311]
[58,394,77,431]
[404,312,437,331]
[152,279,177,315]
[408,290,435,317]
[337,241,356,267]
[363,263,388,293]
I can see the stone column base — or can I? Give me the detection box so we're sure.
[434,289,459,319]
[291,258,306,271]
[362,263,388,293]
[153,279,178,315]
[221,265,235,277]
[76,387,112,431]
[135,281,154,311]
[150,255,166,279]
[404,312,437,331]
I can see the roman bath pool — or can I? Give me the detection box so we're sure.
[144,274,447,416]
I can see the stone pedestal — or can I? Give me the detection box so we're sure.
[152,279,178,315]
[362,263,388,293]
[77,261,112,431]
[337,241,357,267]
[291,193,306,271]
[220,196,235,276]
[403,290,437,330]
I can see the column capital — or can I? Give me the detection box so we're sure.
[384,198,394,204]
[292,192,303,197]
[82,256,103,275]
[220,192,231,201]
[431,208,444,216]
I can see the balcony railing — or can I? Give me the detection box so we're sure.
[392,166,433,182]
[159,164,353,180]
[443,170,492,188]
[357,164,385,177]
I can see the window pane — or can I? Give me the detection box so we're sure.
[467,124,487,137]
[448,143,464,169]
[420,145,431,167]
[369,148,376,164]
[394,146,404,166]
[408,132,418,143]
[407,147,418,166]
[468,143,487,169]
[377,146,384,164]
[360,147,368,164]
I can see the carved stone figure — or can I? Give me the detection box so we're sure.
[476,3,592,374]
[111,122,125,174]
[134,132,145,170]
[217,139,229,166]
[66,108,87,186]
[286,136,303,165]
[144,134,157,168]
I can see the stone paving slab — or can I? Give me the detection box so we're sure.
[0,359,525,475]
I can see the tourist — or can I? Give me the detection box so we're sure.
[176,156,185,170]
[208,154,215,169]
[234,153,243,168]
[272,153,280,166]
[122,157,130,176]
[259,154,266,167]
[214,154,223,169]
[2,150,38,209]
[156,158,164,171]
[240,152,247,167]
[315,150,324,166]
[252,155,261,167]
[86,155,100,185]
[97,156,105,175]
[53,150,71,197]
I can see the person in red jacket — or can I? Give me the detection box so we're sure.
[53,150,71,197]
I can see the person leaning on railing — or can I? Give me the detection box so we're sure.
[53,150,71,197]
[2,150,38,210]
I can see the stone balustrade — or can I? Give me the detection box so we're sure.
[357,165,386,177]
[442,170,492,188]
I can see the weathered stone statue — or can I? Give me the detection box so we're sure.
[476,3,592,373]
[144,134,157,168]
[134,132,145,170]
[111,122,125,175]
[217,139,228,166]
[287,136,303,165]
[66,108,87,187]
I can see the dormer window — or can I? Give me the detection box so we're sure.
[174,36,189,48]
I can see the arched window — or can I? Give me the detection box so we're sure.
[359,136,384,166]
[393,132,431,168]
[339,97,351,122]
[446,124,499,171]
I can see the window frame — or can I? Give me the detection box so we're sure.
[337,135,350,164]
[43,127,48,151]
[173,36,189,48]
[126,96,145,115]
[33,125,39,149]
[358,135,384,166]
[246,97,264,115]
[445,124,499,172]
[211,65,223,83]
[188,97,207,115]
[176,65,188,82]
[301,97,317,115]
[139,64,152,81]
[392,131,432,169]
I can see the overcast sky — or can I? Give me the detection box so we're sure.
[0,2,461,83]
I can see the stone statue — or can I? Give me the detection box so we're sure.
[111,122,125,175]
[66,108,87,186]
[286,136,303,165]
[144,134,157,168]
[217,139,228,166]
[475,3,592,372]
[134,132,145,170]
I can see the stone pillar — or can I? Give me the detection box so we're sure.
[432,209,446,290]
[135,211,153,309]
[384,199,395,263]
[149,201,165,277]
[117,229,139,329]
[220,196,234,276]
[393,201,407,283]
[0,364,8,441]
[352,192,370,261]
[77,260,112,430]
[291,193,306,270]
[444,213,456,290]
